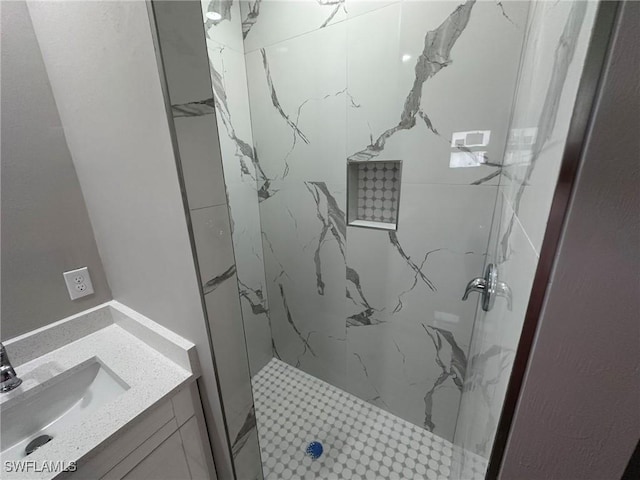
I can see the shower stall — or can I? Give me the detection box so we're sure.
[150,1,604,478]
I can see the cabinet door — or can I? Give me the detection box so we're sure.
[122,431,191,480]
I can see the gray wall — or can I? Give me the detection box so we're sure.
[0,0,111,340]
[25,2,230,477]
[500,2,640,478]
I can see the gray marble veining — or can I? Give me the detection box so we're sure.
[278,88,359,181]
[495,1,517,27]
[260,48,310,145]
[352,351,390,410]
[202,41,277,203]
[461,344,514,456]
[172,98,217,118]
[346,266,383,327]
[278,283,317,357]
[500,1,587,261]
[305,181,346,295]
[260,231,289,282]
[454,2,596,458]
[389,232,437,292]
[241,1,261,39]
[422,324,467,431]
[231,406,256,458]
[317,0,346,29]
[203,264,237,295]
[238,279,268,315]
[348,0,476,163]
[207,59,273,196]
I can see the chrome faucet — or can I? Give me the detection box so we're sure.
[0,342,22,392]
[463,263,512,312]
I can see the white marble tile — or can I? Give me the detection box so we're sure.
[346,0,529,186]
[228,182,272,375]
[174,115,227,209]
[190,205,237,295]
[244,20,351,390]
[259,181,348,387]
[344,184,496,440]
[345,184,495,344]
[202,25,273,376]
[204,273,251,407]
[345,2,402,155]
[501,0,599,253]
[346,321,464,442]
[234,425,264,480]
[206,38,261,187]
[241,0,347,53]
[203,272,258,460]
[245,22,347,189]
[201,0,245,53]
[153,0,212,105]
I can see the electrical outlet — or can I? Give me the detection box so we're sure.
[63,267,94,300]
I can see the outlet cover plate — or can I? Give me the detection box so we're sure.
[63,267,94,300]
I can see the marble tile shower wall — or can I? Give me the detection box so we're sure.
[152,2,264,479]
[235,0,529,443]
[200,1,273,378]
[454,0,599,463]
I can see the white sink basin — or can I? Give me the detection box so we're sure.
[0,358,129,461]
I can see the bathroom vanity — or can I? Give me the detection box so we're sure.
[0,302,216,480]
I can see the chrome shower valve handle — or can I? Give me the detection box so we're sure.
[462,263,512,312]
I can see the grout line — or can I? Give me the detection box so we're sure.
[190,202,228,212]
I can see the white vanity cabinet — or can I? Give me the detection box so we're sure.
[120,432,191,480]
[70,382,216,480]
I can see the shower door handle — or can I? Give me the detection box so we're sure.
[462,263,512,312]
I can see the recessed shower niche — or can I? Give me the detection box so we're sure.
[347,160,402,231]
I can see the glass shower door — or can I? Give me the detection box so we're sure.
[454,1,601,475]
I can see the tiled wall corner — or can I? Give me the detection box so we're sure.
[151,1,264,478]
[201,0,273,379]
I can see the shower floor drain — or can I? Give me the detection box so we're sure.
[305,441,323,460]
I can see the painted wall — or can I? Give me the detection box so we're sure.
[454,0,599,463]
[501,2,640,477]
[0,0,111,340]
[24,2,229,477]
[215,0,529,442]
[152,1,263,478]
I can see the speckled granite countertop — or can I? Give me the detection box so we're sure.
[0,302,198,480]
